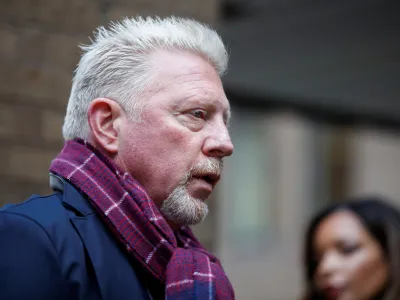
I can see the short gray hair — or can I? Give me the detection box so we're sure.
[62,16,229,140]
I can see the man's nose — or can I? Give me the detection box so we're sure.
[202,124,234,158]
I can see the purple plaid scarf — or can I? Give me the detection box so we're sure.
[49,139,234,300]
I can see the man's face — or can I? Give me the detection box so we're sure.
[115,50,233,226]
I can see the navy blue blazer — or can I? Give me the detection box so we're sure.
[0,178,152,300]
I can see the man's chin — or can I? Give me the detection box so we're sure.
[160,189,209,227]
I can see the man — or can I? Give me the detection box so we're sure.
[0,16,234,300]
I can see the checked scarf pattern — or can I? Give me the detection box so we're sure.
[49,139,234,300]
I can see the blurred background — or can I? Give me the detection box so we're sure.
[0,0,399,298]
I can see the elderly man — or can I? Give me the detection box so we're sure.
[0,17,234,300]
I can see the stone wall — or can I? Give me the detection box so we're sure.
[0,0,218,205]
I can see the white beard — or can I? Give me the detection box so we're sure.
[160,158,222,226]
[160,184,209,225]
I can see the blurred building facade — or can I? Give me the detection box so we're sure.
[1,0,400,299]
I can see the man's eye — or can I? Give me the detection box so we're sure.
[189,109,206,120]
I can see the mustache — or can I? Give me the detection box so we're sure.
[181,158,223,185]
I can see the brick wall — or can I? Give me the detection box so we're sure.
[0,0,219,205]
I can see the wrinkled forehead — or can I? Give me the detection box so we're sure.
[148,49,224,88]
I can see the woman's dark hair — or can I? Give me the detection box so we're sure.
[303,196,400,300]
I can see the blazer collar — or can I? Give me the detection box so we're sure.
[50,173,95,216]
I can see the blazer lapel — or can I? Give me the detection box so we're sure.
[71,215,117,300]
[62,180,151,300]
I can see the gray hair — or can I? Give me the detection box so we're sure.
[62,16,229,140]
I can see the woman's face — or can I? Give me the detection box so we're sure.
[313,210,389,300]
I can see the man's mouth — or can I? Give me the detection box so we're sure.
[192,173,220,188]
[186,158,223,193]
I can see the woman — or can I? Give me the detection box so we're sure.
[303,197,400,300]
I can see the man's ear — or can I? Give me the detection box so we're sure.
[87,98,124,155]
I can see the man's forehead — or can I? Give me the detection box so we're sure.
[150,50,223,89]
[151,50,212,74]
